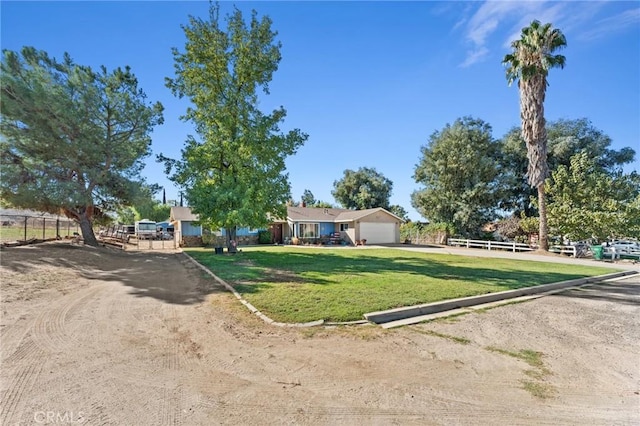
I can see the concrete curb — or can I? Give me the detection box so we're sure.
[363,270,638,325]
[183,252,324,328]
[183,250,637,329]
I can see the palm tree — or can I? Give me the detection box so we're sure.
[503,20,566,251]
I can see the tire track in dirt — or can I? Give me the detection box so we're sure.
[159,305,184,426]
[0,322,30,362]
[30,285,103,353]
[1,285,103,424]
[0,337,47,424]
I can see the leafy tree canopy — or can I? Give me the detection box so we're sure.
[116,206,139,225]
[389,204,409,222]
[0,47,164,245]
[411,116,501,237]
[160,4,307,248]
[545,152,640,242]
[301,189,316,206]
[499,118,636,216]
[129,184,171,222]
[293,189,334,208]
[332,167,393,210]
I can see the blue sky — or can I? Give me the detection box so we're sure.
[2,1,639,221]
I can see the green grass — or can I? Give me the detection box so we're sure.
[520,380,557,399]
[410,328,471,345]
[485,345,555,399]
[186,246,616,323]
[485,346,545,369]
[0,225,79,242]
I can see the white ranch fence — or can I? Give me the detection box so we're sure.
[446,239,635,259]
[447,238,534,253]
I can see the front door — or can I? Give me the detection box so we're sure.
[270,224,283,244]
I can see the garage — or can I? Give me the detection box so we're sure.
[359,222,397,244]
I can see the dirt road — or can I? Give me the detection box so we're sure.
[1,242,638,425]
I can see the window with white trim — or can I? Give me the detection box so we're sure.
[299,223,319,238]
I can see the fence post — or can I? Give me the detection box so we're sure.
[42,217,46,240]
[56,218,60,239]
[488,241,491,251]
[23,216,27,241]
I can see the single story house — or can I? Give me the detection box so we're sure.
[169,206,261,245]
[169,206,202,237]
[271,206,404,245]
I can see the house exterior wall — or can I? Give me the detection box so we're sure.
[319,222,334,237]
[343,227,356,244]
[279,207,403,245]
[182,221,202,237]
[220,227,260,237]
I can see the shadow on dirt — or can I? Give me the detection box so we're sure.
[554,280,640,306]
[1,242,226,305]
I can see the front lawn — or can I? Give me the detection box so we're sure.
[186,246,616,323]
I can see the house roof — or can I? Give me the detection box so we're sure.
[170,206,199,222]
[286,206,403,223]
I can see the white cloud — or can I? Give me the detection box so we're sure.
[460,46,489,68]
[579,7,640,41]
[457,1,638,67]
[460,1,548,67]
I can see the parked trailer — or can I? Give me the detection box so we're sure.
[135,220,157,240]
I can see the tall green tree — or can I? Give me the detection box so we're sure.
[411,117,502,237]
[545,152,640,242]
[0,47,164,246]
[503,20,567,251]
[116,206,140,225]
[161,4,307,249]
[499,118,635,216]
[123,183,171,222]
[389,204,409,222]
[301,189,316,207]
[332,167,393,210]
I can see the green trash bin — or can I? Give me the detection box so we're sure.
[591,245,604,260]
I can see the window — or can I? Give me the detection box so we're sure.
[299,223,319,239]
[340,223,349,231]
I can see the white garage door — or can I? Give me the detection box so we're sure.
[360,223,396,244]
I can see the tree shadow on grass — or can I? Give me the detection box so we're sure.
[1,243,226,305]
[186,247,609,293]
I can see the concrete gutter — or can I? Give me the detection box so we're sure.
[363,270,639,325]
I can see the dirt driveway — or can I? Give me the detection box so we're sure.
[1,242,638,425]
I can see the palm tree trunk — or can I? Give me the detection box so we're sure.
[537,184,548,251]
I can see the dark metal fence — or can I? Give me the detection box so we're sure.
[0,214,79,243]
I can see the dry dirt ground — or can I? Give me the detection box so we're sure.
[1,242,638,425]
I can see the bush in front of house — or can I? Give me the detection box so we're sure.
[258,230,273,244]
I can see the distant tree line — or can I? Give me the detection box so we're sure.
[411,116,638,242]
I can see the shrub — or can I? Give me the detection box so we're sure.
[258,230,272,244]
